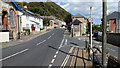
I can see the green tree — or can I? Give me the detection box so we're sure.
[64,14,72,25]
[43,18,50,26]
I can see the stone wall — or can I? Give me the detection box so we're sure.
[97,33,120,47]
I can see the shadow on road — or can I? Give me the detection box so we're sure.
[48,45,90,61]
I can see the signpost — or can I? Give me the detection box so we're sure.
[88,7,93,55]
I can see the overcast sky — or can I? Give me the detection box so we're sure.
[17,0,120,25]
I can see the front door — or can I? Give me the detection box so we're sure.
[2,11,8,30]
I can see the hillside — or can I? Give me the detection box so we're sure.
[16,2,72,24]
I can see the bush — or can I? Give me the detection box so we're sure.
[40,28,44,30]
[23,29,30,35]
[46,28,51,31]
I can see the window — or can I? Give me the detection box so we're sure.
[10,9,14,24]
[26,24,29,27]
[26,15,29,20]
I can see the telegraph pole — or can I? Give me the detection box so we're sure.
[90,6,93,54]
[102,0,107,67]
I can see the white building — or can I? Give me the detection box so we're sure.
[21,9,43,32]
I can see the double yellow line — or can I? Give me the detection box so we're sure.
[60,47,74,68]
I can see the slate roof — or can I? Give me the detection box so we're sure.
[107,11,120,19]
[74,13,85,18]
[22,9,42,19]
[72,19,82,25]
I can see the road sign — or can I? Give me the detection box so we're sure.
[88,16,93,22]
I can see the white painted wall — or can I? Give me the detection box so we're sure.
[0,32,9,42]
[21,14,43,32]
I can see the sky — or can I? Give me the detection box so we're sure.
[17,0,120,25]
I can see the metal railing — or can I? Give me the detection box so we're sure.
[85,40,103,68]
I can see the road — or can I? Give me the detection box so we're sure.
[78,36,120,59]
[1,29,76,68]
[1,29,119,68]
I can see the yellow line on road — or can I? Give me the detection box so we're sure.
[60,47,74,68]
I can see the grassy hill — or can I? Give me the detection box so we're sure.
[16,2,72,24]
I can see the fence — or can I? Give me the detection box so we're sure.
[97,33,120,47]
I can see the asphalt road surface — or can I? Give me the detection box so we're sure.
[1,29,74,68]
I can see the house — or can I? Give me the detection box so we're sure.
[21,8,43,32]
[72,13,88,36]
[40,16,64,29]
[0,0,21,41]
[107,11,120,33]
[71,19,82,37]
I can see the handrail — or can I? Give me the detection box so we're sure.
[86,40,103,68]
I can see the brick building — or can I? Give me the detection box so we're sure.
[107,11,120,33]
[0,0,21,40]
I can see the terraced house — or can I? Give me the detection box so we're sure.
[21,6,43,33]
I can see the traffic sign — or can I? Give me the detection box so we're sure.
[88,16,93,22]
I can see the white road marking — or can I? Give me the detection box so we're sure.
[54,55,57,58]
[36,40,46,46]
[48,64,52,68]
[0,48,29,61]
[59,47,61,49]
[56,51,59,54]
[65,39,67,45]
[48,36,65,68]
[51,59,55,63]
[48,36,52,39]
[60,37,65,48]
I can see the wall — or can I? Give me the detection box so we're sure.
[97,33,120,47]
[72,17,87,34]
[0,32,9,42]
[108,19,116,32]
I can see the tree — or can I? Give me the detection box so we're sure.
[64,14,72,25]
[43,18,50,26]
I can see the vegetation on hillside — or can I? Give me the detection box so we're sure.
[16,2,72,24]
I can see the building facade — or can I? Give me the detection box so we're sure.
[107,11,120,33]
[21,9,43,32]
[0,0,21,40]
[72,13,88,35]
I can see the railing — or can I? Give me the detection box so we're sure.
[85,40,103,68]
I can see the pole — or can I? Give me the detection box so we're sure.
[90,6,92,54]
[102,0,107,67]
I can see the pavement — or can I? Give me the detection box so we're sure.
[1,30,50,48]
[78,36,120,59]
[70,48,92,68]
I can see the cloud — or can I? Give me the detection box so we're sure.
[57,1,119,24]
[17,0,119,24]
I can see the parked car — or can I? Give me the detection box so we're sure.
[94,32,98,37]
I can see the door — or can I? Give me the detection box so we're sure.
[2,11,8,30]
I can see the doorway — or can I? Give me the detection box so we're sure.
[2,11,8,30]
